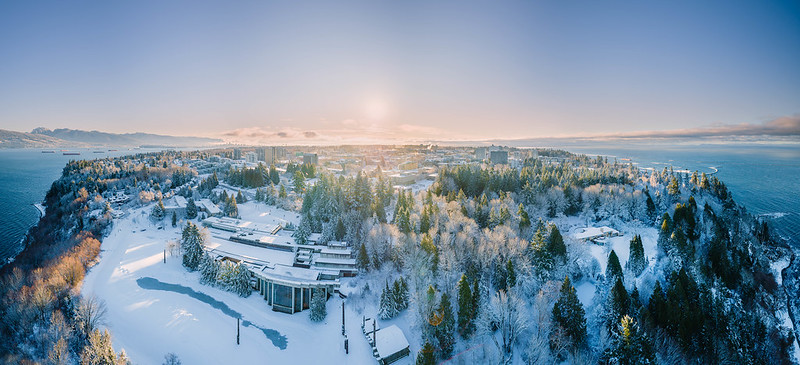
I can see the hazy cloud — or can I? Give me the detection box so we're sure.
[609,115,800,139]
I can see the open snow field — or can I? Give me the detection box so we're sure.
[81,202,414,364]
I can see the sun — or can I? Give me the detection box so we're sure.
[364,98,389,121]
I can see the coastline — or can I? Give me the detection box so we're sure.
[33,203,45,218]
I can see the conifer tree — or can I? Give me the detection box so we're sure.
[335,218,346,241]
[668,176,681,197]
[171,211,177,227]
[551,276,587,348]
[647,280,667,327]
[435,292,455,358]
[152,198,166,220]
[309,288,327,322]
[420,233,439,272]
[186,197,198,219]
[236,190,246,203]
[279,184,287,198]
[608,277,629,331]
[416,341,436,365]
[181,222,205,271]
[356,243,369,271]
[518,203,531,231]
[506,259,516,288]
[419,205,431,233]
[198,253,219,285]
[293,170,305,194]
[231,263,251,297]
[378,281,396,320]
[600,315,656,365]
[547,224,566,259]
[293,216,311,245]
[457,274,474,338]
[627,235,646,276]
[606,250,623,283]
[644,190,656,222]
[397,277,409,310]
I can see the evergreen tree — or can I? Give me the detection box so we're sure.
[608,277,629,331]
[171,211,177,227]
[309,288,327,322]
[397,277,409,310]
[457,274,475,338]
[416,341,436,365]
[356,243,369,271]
[236,190,246,203]
[600,315,656,365]
[186,198,198,219]
[231,263,251,297]
[547,224,566,259]
[505,259,516,288]
[606,250,623,283]
[181,222,205,271]
[552,276,587,348]
[198,253,219,285]
[668,176,681,197]
[700,172,710,190]
[269,165,280,185]
[279,184,287,198]
[644,190,656,222]
[152,198,166,220]
[224,196,238,218]
[435,292,455,358]
[471,278,480,319]
[293,170,305,194]
[420,234,439,272]
[397,207,412,234]
[335,218,346,241]
[647,280,667,328]
[627,235,646,276]
[419,205,431,233]
[378,281,397,319]
[293,216,311,245]
[518,203,531,231]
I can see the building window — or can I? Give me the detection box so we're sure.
[273,284,293,310]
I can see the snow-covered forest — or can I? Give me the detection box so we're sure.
[1,148,796,364]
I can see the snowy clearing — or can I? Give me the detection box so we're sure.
[81,202,414,364]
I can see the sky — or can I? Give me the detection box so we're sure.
[1,0,799,144]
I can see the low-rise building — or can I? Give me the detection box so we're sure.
[490,150,508,164]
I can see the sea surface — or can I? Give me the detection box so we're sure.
[0,148,168,265]
[0,144,798,266]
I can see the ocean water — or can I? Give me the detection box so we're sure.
[0,148,167,264]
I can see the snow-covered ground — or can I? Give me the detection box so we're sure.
[576,225,658,275]
[770,257,791,286]
[81,202,414,364]
[575,281,596,309]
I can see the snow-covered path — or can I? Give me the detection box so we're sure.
[81,206,386,364]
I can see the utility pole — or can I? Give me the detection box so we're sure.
[237,318,240,345]
[342,301,348,354]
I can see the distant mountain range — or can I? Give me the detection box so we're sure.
[0,128,221,148]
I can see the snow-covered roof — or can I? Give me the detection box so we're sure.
[374,325,410,360]
[199,199,222,215]
[174,196,187,208]
[572,226,620,240]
